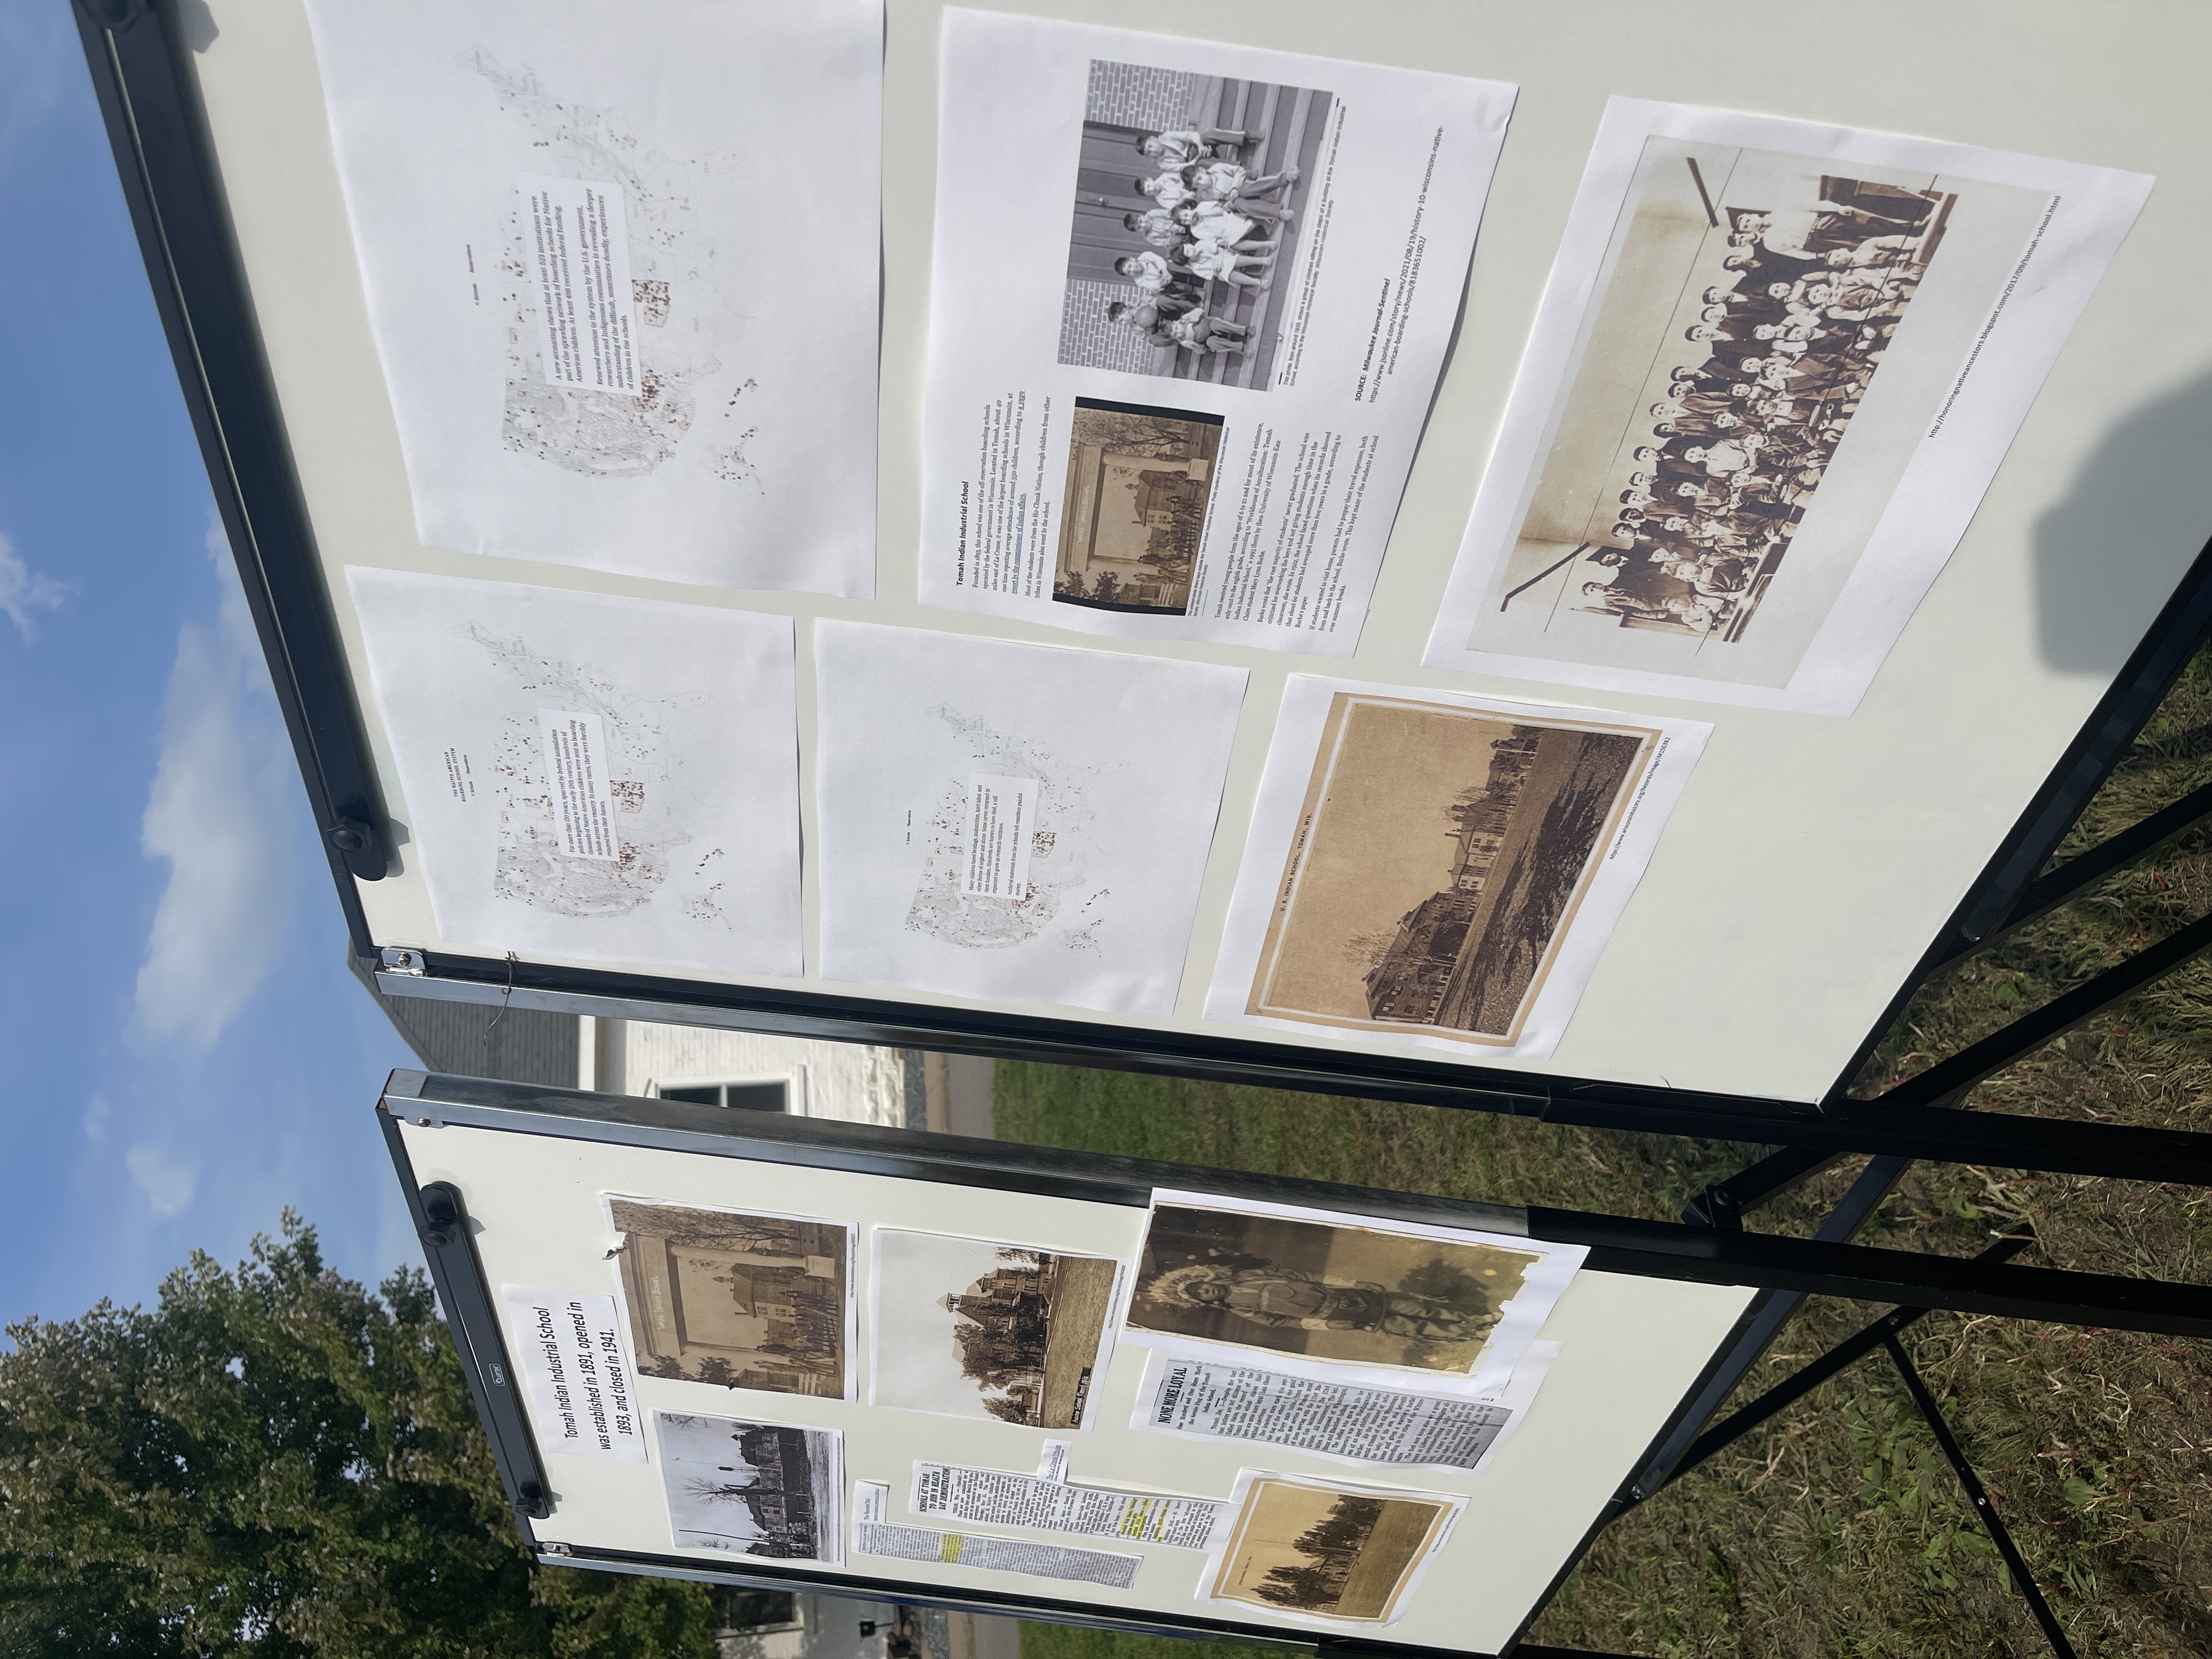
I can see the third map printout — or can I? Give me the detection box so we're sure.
[814,623,1245,1014]
[1425,99,2152,714]
[919,9,1515,654]
[307,0,879,594]
[348,569,802,976]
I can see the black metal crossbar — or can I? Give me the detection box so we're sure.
[1529,1210,2212,1334]
[1859,905,2212,1112]
[1656,1233,2035,1491]
[1680,1145,1846,1227]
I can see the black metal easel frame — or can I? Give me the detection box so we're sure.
[76,1,2212,1651]
[382,1073,2209,1658]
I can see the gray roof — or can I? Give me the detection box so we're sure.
[348,953,579,1088]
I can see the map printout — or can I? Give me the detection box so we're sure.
[347,569,802,975]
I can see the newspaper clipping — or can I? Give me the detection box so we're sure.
[1137,1359,1511,1471]
[853,1482,1142,1588]
[911,1462,1229,1551]
[1424,98,2153,713]
[920,9,1515,654]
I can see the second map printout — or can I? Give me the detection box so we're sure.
[920,10,1515,654]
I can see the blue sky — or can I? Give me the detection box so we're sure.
[1,9,418,1334]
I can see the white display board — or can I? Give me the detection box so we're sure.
[177,0,2212,1103]
[388,1088,1754,1652]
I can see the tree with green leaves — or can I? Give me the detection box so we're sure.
[0,1213,716,1657]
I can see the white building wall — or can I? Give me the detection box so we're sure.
[590,1018,912,1128]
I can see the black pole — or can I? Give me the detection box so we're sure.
[1881,1334,2079,1659]
[1928,776,2212,970]
[1502,543,1595,608]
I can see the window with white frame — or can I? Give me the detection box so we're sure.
[652,1077,791,1112]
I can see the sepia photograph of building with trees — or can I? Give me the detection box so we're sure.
[654,1412,842,1563]
[871,1229,1123,1429]
[1054,398,1223,616]
[1209,1476,1457,1624]
[605,1197,852,1397]
[1247,693,1661,1046]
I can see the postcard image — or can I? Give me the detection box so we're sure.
[1127,1201,1542,1378]
[656,1411,843,1564]
[1205,678,1707,1063]
[1204,1471,1460,1627]
[1425,99,2153,712]
[1053,399,1223,617]
[871,1231,1124,1430]
[605,1195,854,1398]
[1254,693,1656,1047]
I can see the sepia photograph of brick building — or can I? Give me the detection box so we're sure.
[1054,398,1223,614]
[607,1197,852,1396]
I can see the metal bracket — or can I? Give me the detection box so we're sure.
[379,945,430,977]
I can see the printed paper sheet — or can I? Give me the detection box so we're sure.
[918,9,1515,654]
[347,569,802,976]
[911,1462,1230,1552]
[307,0,879,594]
[1122,1189,1585,1399]
[1204,675,1709,1062]
[814,622,1246,1013]
[1425,98,2153,713]
[498,1285,645,1462]
[854,1482,1142,1588]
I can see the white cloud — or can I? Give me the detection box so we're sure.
[83,1096,112,1142]
[0,532,66,640]
[125,1143,200,1219]
[134,519,295,1046]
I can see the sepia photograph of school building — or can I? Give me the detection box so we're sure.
[609,1199,849,1395]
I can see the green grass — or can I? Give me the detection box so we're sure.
[998,654,2212,1657]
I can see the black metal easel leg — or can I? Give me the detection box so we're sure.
[1656,1234,2035,1491]
[1880,1333,2079,1659]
